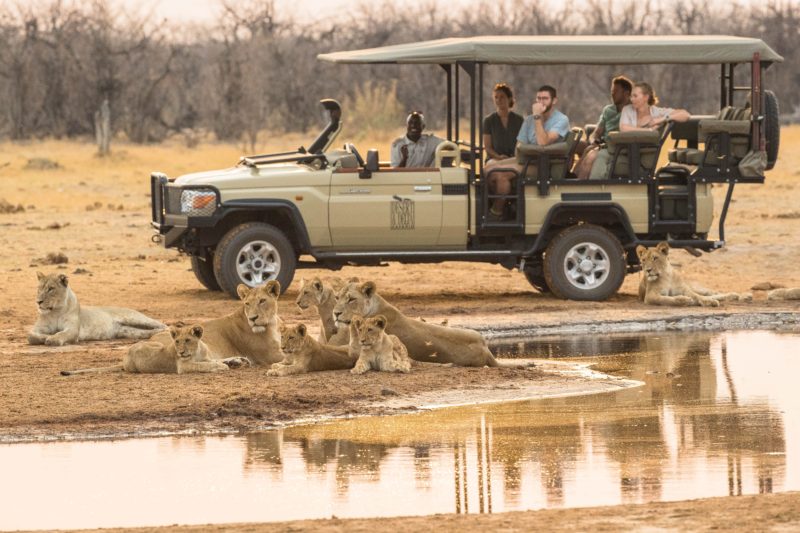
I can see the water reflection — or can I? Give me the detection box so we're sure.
[0,331,797,530]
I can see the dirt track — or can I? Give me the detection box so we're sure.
[1,135,799,530]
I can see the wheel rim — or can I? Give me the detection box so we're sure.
[235,240,281,286]
[562,241,610,291]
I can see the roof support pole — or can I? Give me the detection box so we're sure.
[455,65,460,144]
[478,63,484,176]
[458,61,477,177]
[440,64,453,141]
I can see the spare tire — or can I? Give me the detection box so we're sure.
[764,90,780,170]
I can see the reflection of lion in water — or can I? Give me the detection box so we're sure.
[768,288,800,301]
[637,243,752,307]
[350,314,411,374]
[267,323,356,376]
[29,272,164,346]
[333,280,499,367]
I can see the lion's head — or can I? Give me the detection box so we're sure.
[170,325,204,359]
[333,280,377,327]
[636,242,672,282]
[35,272,70,312]
[295,278,324,310]
[237,281,280,333]
[355,315,388,347]
[280,323,310,354]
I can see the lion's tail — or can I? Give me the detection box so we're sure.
[61,364,124,376]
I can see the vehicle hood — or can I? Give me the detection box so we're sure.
[173,164,315,189]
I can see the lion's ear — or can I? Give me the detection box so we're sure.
[191,325,203,339]
[297,324,307,337]
[265,280,281,298]
[352,315,363,328]
[656,241,670,256]
[361,281,376,298]
[636,245,647,259]
[58,274,68,287]
[36,271,46,281]
[348,276,360,283]
[169,326,179,339]
[236,284,251,300]
[312,277,323,291]
[374,315,387,330]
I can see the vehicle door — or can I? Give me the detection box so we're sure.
[329,167,442,248]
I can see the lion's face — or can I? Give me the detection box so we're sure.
[35,272,69,312]
[170,325,203,359]
[637,242,672,282]
[355,315,387,347]
[280,324,309,354]
[295,278,323,310]
[333,281,376,327]
[237,281,280,333]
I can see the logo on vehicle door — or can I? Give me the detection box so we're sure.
[391,198,415,230]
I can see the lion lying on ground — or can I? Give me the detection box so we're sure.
[295,277,344,343]
[61,282,283,375]
[28,272,165,346]
[767,288,800,300]
[349,314,411,374]
[61,324,250,375]
[267,323,356,376]
[333,280,499,367]
[637,242,752,307]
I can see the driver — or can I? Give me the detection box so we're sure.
[390,111,444,167]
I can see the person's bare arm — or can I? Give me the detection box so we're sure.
[483,133,499,160]
[589,122,605,144]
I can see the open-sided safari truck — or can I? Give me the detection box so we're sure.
[150,36,782,300]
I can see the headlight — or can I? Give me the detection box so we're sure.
[180,190,217,216]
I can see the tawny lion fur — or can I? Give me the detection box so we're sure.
[267,323,356,376]
[349,314,411,374]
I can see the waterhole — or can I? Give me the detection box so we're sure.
[1,330,798,530]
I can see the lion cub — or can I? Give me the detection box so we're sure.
[170,325,250,374]
[267,323,356,376]
[637,242,752,307]
[767,288,800,301]
[349,314,411,374]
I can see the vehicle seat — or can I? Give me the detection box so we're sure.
[326,149,359,170]
[605,127,667,179]
[667,106,749,166]
[515,127,583,180]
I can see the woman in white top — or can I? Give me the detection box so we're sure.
[619,82,690,131]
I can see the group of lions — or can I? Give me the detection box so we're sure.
[30,241,800,377]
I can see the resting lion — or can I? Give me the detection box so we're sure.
[61,324,250,375]
[295,276,344,343]
[767,288,800,301]
[61,281,283,375]
[266,323,356,376]
[637,242,752,307]
[350,314,411,374]
[333,280,499,367]
[29,272,165,346]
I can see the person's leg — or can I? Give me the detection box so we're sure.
[575,145,599,180]
[589,148,611,180]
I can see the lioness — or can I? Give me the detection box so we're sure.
[62,281,283,375]
[637,242,752,307]
[333,280,499,367]
[295,277,344,343]
[28,272,165,346]
[767,288,800,300]
[350,314,411,374]
[267,323,356,376]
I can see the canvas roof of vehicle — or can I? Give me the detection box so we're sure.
[318,35,783,65]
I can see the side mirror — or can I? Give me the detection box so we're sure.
[360,149,379,179]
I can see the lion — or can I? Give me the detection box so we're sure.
[61,281,284,375]
[266,323,356,376]
[636,242,752,307]
[332,280,499,367]
[767,288,800,301]
[61,324,250,375]
[295,276,344,343]
[28,272,165,346]
[349,314,411,374]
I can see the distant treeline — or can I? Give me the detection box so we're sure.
[0,0,797,148]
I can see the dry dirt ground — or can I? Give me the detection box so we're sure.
[1,131,799,530]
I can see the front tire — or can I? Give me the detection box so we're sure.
[213,222,296,299]
[543,224,626,301]
[190,253,221,291]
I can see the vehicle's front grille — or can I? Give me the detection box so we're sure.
[165,186,182,214]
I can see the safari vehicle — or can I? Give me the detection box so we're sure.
[150,36,782,300]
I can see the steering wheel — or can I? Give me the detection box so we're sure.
[346,143,365,167]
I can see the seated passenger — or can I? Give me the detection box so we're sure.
[484,85,570,218]
[390,111,444,167]
[574,75,632,180]
[483,83,524,163]
[588,82,690,179]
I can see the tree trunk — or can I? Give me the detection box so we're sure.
[94,99,111,156]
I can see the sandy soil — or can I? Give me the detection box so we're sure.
[1,132,799,529]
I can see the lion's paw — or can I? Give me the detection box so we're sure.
[700,297,721,307]
[223,357,251,369]
[44,336,67,346]
[673,296,694,305]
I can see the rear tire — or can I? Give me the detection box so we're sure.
[764,90,780,170]
[543,224,626,301]
[190,253,221,291]
[213,222,296,299]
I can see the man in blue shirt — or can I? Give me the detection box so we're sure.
[484,85,570,219]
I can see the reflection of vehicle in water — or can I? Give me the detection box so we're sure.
[150,36,783,301]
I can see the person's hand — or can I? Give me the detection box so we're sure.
[532,102,546,117]
[400,145,408,158]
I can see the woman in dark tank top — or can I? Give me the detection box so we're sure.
[483,83,524,163]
